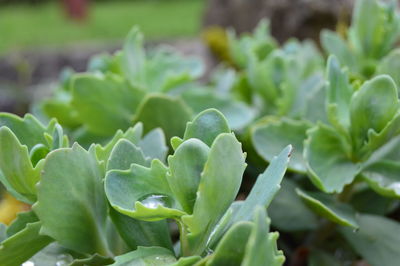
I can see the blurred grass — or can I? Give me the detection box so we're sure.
[0,0,204,54]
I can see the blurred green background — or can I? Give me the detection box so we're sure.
[0,0,204,54]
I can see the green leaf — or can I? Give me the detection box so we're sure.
[107,139,150,171]
[95,123,144,163]
[6,210,38,237]
[362,160,400,198]
[304,124,360,193]
[122,26,146,88]
[296,189,358,228]
[71,74,145,136]
[105,160,185,221]
[268,179,318,231]
[252,118,310,173]
[168,139,210,214]
[320,30,356,72]
[111,246,176,266]
[0,222,53,266]
[206,222,253,266]
[325,55,353,130]
[0,127,44,203]
[181,89,255,130]
[23,243,74,265]
[350,0,400,59]
[182,133,246,255]
[34,144,110,256]
[133,94,193,142]
[138,128,168,162]
[242,208,285,266]
[340,214,400,266]
[377,49,400,87]
[230,146,291,225]
[109,208,173,251]
[0,113,50,150]
[350,75,399,151]
[183,109,230,147]
[70,254,115,266]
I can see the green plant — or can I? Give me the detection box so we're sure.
[38,27,255,147]
[321,0,400,80]
[0,109,291,265]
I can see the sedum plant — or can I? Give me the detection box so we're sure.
[321,0,400,80]
[0,109,291,265]
[38,28,255,148]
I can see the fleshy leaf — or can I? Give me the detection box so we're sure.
[349,75,399,151]
[168,139,210,214]
[34,144,110,256]
[71,74,145,136]
[107,139,150,171]
[252,118,309,172]
[183,109,230,147]
[340,214,400,266]
[95,123,143,163]
[304,124,360,193]
[133,94,193,142]
[181,133,246,255]
[268,179,318,232]
[230,145,291,225]
[0,222,53,266]
[109,208,173,251]
[362,160,400,198]
[0,127,44,203]
[105,160,185,221]
[138,128,168,162]
[182,90,255,130]
[0,113,50,150]
[296,189,359,228]
[242,207,285,266]
[320,30,356,72]
[325,55,353,130]
[377,49,400,88]
[70,254,114,266]
[206,222,253,266]
[111,246,176,266]
[122,26,146,88]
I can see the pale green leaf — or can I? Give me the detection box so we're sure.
[111,246,176,266]
[325,55,353,129]
[183,109,230,147]
[133,94,193,142]
[252,118,309,172]
[0,127,44,203]
[105,160,185,221]
[182,133,246,255]
[340,214,400,266]
[138,128,168,162]
[268,179,318,231]
[34,144,110,256]
[71,74,145,136]
[107,139,150,171]
[109,208,173,251]
[0,222,53,266]
[304,124,360,193]
[168,139,210,214]
[350,75,399,151]
[296,189,358,228]
[242,207,285,266]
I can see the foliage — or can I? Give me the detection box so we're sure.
[0,109,291,265]
[1,0,400,265]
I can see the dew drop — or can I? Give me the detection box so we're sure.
[138,194,172,209]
